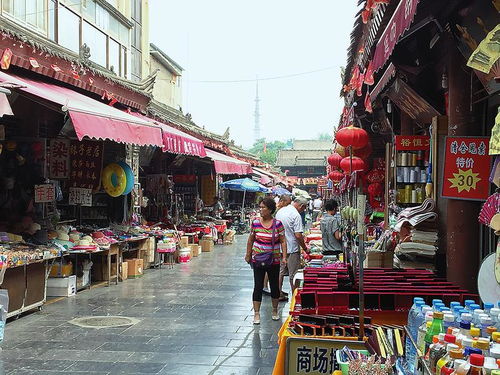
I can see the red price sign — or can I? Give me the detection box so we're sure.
[395,135,430,151]
[442,137,491,201]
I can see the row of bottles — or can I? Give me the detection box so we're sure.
[407,298,500,374]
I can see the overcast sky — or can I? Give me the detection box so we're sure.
[149,1,359,149]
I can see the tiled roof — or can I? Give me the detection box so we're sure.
[292,140,332,150]
[276,149,330,167]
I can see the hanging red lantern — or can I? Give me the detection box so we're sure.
[340,156,366,174]
[334,144,348,157]
[327,153,343,168]
[353,142,372,159]
[335,126,369,150]
[328,170,344,182]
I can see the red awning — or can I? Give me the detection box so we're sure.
[0,72,163,147]
[131,113,206,157]
[372,0,420,73]
[206,149,252,175]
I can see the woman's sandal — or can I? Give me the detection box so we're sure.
[272,309,280,321]
[253,312,261,325]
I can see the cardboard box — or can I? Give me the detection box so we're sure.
[126,258,143,278]
[201,239,214,252]
[364,251,394,268]
[180,236,189,248]
[120,261,128,281]
[189,244,200,257]
[47,275,76,297]
[49,262,73,277]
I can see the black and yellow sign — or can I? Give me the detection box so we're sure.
[285,337,366,375]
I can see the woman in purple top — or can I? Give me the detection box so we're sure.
[245,197,287,324]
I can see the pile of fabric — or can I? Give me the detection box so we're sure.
[394,199,438,271]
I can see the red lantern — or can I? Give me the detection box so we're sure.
[334,144,347,157]
[340,156,366,174]
[353,142,372,159]
[327,153,343,168]
[328,170,344,182]
[335,126,369,150]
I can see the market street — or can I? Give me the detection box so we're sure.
[0,236,284,375]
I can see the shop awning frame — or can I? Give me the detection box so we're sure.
[372,0,421,73]
[205,149,252,175]
[0,72,163,147]
[131,112,206,157]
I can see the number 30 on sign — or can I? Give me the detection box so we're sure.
[442,136,491,201]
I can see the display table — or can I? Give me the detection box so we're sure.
[1,259,56,319]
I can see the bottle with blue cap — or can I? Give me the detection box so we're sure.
[484,302,494,315]
[453,305,464,320]
[464,299,475,312]
[406,297,424,372]
[450,301,461,310]
[472,308,485,326]
[490,308,500,329]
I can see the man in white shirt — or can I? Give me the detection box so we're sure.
[276,196,309,300]
[312,195,323,222]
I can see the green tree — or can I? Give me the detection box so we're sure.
[248,138,287,165]
[317,132,332,141]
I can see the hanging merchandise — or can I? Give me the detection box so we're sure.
[102,162,134,197]
[340,156,366,175]
[354,142,372,160]
[329,170,344,183]
[335,126,369,150]
[364,60,374,85]
[327,153,343,169]
[118,162,134,195]
[479,192,500,233]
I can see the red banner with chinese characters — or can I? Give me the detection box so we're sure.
[442,137,491,201]
[49,139,70,179]
[395,135,430,151]
[69,140,103,190]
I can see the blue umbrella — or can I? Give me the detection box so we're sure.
[220,178,263,193]
[272,186,292,196]
[220,178,269,219]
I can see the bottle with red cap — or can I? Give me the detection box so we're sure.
[436,346,462,375]
[468,354,486,374]
[431,335,456,373]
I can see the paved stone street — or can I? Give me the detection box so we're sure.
[0,236,287,374]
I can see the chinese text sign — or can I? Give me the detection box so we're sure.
[34,184,55,203]
[394,135,430,151]
[442,137,491,200]
[69,141,103,190]
[49,139,70,179]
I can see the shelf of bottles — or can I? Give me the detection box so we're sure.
[394,136,431,206]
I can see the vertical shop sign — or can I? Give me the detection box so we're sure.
[69,141,103,190]
[68,187,92,206]
[34,184,55,203]
[49,139,70,179]
[442,137,492,200]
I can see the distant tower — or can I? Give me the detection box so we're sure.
[254,78,261,142]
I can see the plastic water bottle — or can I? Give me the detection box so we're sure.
[480,316,493,337]
[484,303,494,315]
[435,302,446,312]
[473,309,485,326]
[433,299,443,307]
[464,300,475,311]
[470,304,482,315]
[406,299,425,372]
[490,308,500,328]
[453,306,464,320]
[443,314,456,332]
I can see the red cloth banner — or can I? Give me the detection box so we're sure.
[372,0,420,72]
[442,137,491,201]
